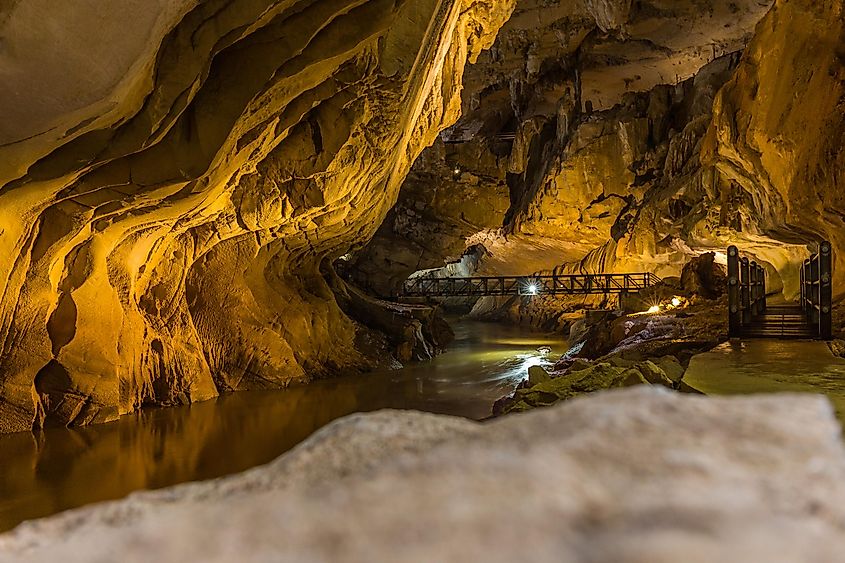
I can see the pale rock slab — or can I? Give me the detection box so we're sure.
[3,387,845,562]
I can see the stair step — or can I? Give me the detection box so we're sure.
[742,330,816,334]
[742,329,816,333]
[743,330,816,333]
[743,331,816,334]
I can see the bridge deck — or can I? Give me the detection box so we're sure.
[400,273,661,298]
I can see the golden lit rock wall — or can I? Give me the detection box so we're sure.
[703,0,845,293]
[0,0,514,432]
[371,0,841,305]
[350,0,778,292]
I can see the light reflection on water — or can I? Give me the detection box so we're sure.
[0,319,565,532]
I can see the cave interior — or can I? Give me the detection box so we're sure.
[1,0,845,559]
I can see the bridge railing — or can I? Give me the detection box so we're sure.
[727,245,767,337]
[800,241,833,340]
[400,272,661,298]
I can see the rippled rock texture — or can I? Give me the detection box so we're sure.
[351,0,845,309]
[4,388,845,561]
[0,0,514,432]
[703,0,845,291]
[349,0,781,297]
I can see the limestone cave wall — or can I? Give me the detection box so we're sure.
[352,0,844,306]
[0,0,515,432]
[349,0,781,295]
[703,0,845,294]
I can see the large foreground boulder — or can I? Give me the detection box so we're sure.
[2,388,845,562]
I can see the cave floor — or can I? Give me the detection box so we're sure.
[684,340,845,421]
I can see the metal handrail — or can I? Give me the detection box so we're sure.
[729,241,833,340]
[727,245,768,337]
[400,272,661,298]
[800,241,833,339]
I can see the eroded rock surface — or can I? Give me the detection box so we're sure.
[350,0,845,317]
[348,0,780,295]
[3,388,845,561]
[0,0,515,432]
[703,0,845,292]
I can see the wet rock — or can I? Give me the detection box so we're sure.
[504,352,691,414]
[332,276,454,363]
[504,361,641,413]
[573,310,623,359]
[527,365,552,386]
[635,361,675,388]
[610,316,650,346]
[680,252,727,300]
[830,340,845,359]
[652,356,686,384]
[5,389,845,562]
[567,358,592,373]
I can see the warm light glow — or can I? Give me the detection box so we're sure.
[671,297,681,307]
[527,284,538,295]
[646,305,661,314]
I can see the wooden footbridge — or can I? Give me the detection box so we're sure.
[728,242,833,340]
[400,272,662,298]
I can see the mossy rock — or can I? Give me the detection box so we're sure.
[504,360,676,415]
[652,355,686,383]
[637,361,674,388]
[506,363,636,414]
[528,365,552,386]
[568,358,592,373]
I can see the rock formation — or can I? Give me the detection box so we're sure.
[4,388,845,561]
[351,0,845,311]
[0,0,515,432]
[348,0,779,291]
[703,0,845,291]
[1,0,844,432]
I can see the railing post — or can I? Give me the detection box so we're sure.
[803,259,811,317]
[800,262,805,313]
[820,241,833,340]
[740,257,751,325]
[750,261,759,316]
[760,264,767,312]
[807,254,819,329]
[728,246,741,337]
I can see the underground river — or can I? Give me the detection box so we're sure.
[0,319,567,532]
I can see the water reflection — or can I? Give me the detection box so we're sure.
[0,320,565,532]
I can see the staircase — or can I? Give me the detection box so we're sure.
[739,306,817,339]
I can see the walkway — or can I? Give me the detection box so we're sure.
[684,340,845,420]
[400,273,660,298]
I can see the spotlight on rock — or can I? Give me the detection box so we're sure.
[646,305,661,314]
[671,297,681,307]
